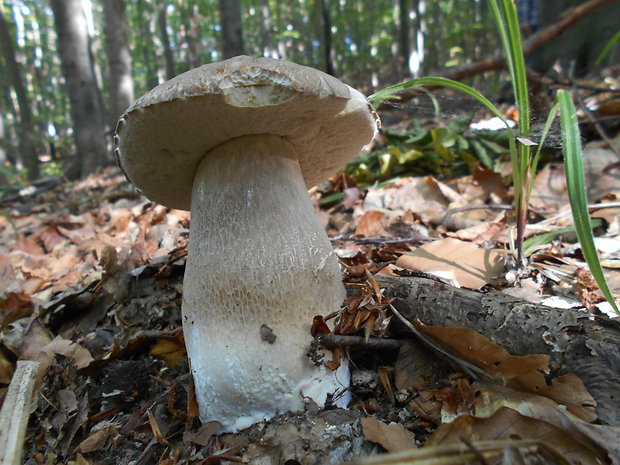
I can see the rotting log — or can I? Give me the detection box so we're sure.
[376,275,620,426]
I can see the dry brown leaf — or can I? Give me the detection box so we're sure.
[37,336,94,378]
[0,351,13,384]
[469,383,620,463]
[472,165,511,203]
[74,430,107,453]
[446,215,507,244]
[149,335,187,368]
[394,340,440,391]
[385,176,459,225]
[428,407,606,465]
[74,422,119,453]
[530,163,568,210]
[148,408,171,446]
[414,321,550,393]
[356,211,388,237]
[361,416,417,452]
[395,238,504,289]
[542,373,597,422]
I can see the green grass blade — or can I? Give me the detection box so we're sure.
[522,219,603,257]
[595,29,620,65]
[558,90,619,315]
[369,77,511,129]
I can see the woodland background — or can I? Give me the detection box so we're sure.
[0,1,620,464]
[0,0,618,185]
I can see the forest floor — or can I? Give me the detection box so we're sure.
[1,82,620,465]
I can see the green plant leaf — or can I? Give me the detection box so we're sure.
[595,29,620,65]
[558,89,619,315]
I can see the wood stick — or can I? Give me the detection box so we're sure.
[376,274,620,426]
[0,360,40,465]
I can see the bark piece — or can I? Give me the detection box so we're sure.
[377,275,620,426]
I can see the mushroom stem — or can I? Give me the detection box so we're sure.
[183,134,349,432]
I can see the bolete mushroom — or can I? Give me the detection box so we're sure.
[115,56,379,432]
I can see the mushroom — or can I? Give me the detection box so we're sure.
[115,56,379,432]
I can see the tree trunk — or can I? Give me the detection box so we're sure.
[51,0,108,178]
[316,0,334,76]
[398,0,411,77]
[531,0,618,75]
[377,275,620,426]
[180,2,201,69]
[157,0,176,79]
[103,0,135,124]
[134,0,158,90]
[219,0,244,58]
[0,112,7,184]
[0,7,39,179]
[260,0,276,58]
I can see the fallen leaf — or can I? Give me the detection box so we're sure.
[428,407,605,465]
[413,321,550,393]
[150,335,187,367]
[395,238,504,288]
[361,416,417,452]
[356,211,388,237]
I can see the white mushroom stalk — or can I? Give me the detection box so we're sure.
[184,134,348,431]
[115,56,379,433]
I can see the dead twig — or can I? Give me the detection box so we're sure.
[331,235,422,245]
[316,333,403,350]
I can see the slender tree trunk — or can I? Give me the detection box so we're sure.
[135,0,158,90]
[103,0,135,123]
[0,8,39,179]
[157,0,176,79]
[317,0,334,75]
[260,0,275,57]
[180,3,201,69]
[219,0,244,58]
[51,0,108,178]
[398,0,411,77]
[0,112,7,184]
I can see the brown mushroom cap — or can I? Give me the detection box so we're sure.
[115,55,379,210]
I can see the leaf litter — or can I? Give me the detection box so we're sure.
[0,110,618,464]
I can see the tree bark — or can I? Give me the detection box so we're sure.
[0,112,7,184]
[156,0,176,80]
[398,0,410,77]
[0,7,39,179]
[316,0,334,76]
[377,275,620,426]
[260,0,275,58]
[103,0,135,124]
[51,0,108,178]
[219,0,244,59]
[135,0,158,90]
[180,2,201,69]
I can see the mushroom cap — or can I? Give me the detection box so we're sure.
[115,56,379,210]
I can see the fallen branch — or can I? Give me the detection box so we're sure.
[376,274,620,426]
[392,0,615,92]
